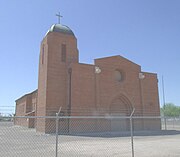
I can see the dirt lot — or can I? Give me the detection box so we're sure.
[0,122,180,157]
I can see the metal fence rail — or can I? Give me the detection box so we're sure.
[0,116,180,157]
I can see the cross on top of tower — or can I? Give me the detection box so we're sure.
[56,12,63,24]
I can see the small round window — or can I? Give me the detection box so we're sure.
[115,70,124,82]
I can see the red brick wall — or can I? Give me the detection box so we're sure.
[36,32,79,132]
[141,72,160,116]
[95,56,142,115]
[71,63,96,116]
[15,90,37,128]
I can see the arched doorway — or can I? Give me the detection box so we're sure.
[110,94,132,132]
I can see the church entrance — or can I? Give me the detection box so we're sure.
[110,95,132,132]
[110,112,127,132]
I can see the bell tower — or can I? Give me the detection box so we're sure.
[36,24,79,132]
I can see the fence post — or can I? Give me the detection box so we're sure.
[55,113,59,157]
[56,107,62,157]
[164,117,167,130]
[130,108,135,157]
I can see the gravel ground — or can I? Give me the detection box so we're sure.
[0,122,180,157]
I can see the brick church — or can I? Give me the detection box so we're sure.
[15,23,161,133]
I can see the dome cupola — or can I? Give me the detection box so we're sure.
[46,24,74,36]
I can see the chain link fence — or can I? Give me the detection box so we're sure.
[0,115,180,157]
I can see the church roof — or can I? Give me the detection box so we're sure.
[46,24,74,36]
[15,89,38,102]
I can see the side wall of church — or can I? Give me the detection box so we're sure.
[141,72,160,115]
[15,97,28,127]
[70,63,96,115]
[141,72,161,130]
[67,63,96,133]
[15,90,37,128]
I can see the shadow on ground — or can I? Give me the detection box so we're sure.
[59,130,180,138]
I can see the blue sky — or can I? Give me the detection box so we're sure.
[0,0,180,113]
